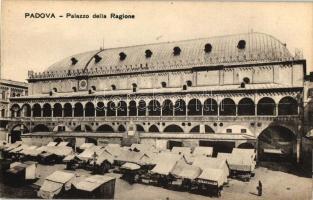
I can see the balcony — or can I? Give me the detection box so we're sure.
[10,115,300,123]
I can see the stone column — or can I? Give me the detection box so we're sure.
[62,108,64,117]
[72,108,75,117]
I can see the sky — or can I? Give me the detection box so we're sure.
[1,1,313,82]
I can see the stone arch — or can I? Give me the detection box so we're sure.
[174,99,186,116]
[148,100,161,116]
[117,101,127,116]
[278,96,298,115]
[53,103,62,117]
[32,124,50,132]
[189,125,214,133]
[74,102,84,117]
[148,124,160,132]
[238,98,255,116]
[96,102,105,117]
[118,124,126,132]
[74,124,92,132]
[188,98,202,115]
[137,100,146,116]
[257,97,275,115]
[21,104,31,117]
[258,125,297,161]
[85,102,95,117]
[129,100,137,116]
[107,101,116,116]
[32,103,41,117]
[136,124,145,132]
[11,104,21,117]
[10,124,29,143]
[203,98,218,115]
[42,103,52,117]
[96,124,114,133]
[64,103,73,117]
[220,98,236,116]
[164,124,184,133]
[162,99,173,116]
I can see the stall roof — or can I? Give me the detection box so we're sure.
[170,160,202,180]
[63,154,77,162]
[47,142,58,147]
[114,150,149,164]
[96,151,114,165]
[232,148,256,160]
[47,146,73,157]
[120,162,141,170]
[79,143,95,150]
[57,142,69,147]
[193,147,213,157]
[4,142,22,151]
[151,152,184,175]
[171,147,192,155]
[77,146,105,161]
[9,144,29,153]
[38,180,63,199]
[74,175,115,192]
[197,168,224,187]
[46,171,75,184]
[104,145,125,157]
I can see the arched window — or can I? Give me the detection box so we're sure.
[174,99,186,116]
[220,98,236,116]
[203,98,218,115]
[74,103,84,117]
[164,124,184,133]
[22,104,31,117]
[129,100,137,116]
[64,103,73,117]
[161,82,167,88]
[278,97,298,115]
[136,124,145,132]
[148,125,159,132]
[11,104,21,117]
[148,100,161,116]
[96,124,114,133]
[137,100,146,116]
[257,97,275,115]
[53,103,62,117]
[43,103,52,117]
[238,98,255,115]
[118,125,126,132]
[243,77,250,84]
[107,101,116,116]
[85,102,95,117]
[186,80,192,87]
[117,101,127,116]
[162,99,174,116]
[111,85,116,91]
[237,40,246,49]
[33,104,41,117]
[96,102,105,116]
[72,87,77,92]
[188,99,202,115]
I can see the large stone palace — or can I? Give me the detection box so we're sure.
[7,32,312,161]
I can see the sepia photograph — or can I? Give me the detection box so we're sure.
[0,1,312,199]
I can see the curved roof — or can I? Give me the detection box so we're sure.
[45,32,293,73]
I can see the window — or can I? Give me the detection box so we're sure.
[243,77,250,84]
[132,83,137,92]
[2,91,6,100]
[12,93,16,97]
[308,88,313,98]
[241,129,247,133]
[91,86,96,91]
[72,87,77,92]
[237,40,246,49]
[161,82,167,88]
[119,52,127,61]
[94,55,102,63]
[186,80,192,87]
[183,85,187,90]
[204,43,212,53]
[53,88,57,92]
[71,57,78,65]
[240,82,245,88]
[173,46,181,56]
[226,129,232,133]
[145,49,153,58]
[111,84,116,91]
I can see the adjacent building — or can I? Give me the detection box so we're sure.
[0,79,28,141]
[8,32,310,162]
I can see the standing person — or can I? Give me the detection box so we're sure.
[257,180,262,196]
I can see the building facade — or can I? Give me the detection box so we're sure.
[0,79,28,140]
[8,32,309,161]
